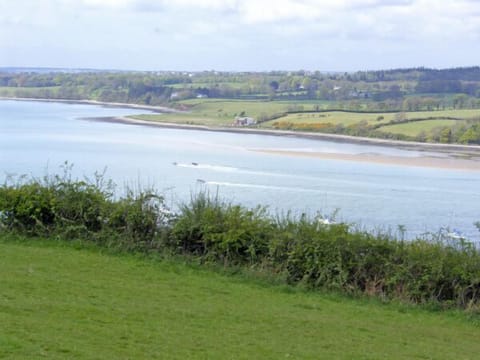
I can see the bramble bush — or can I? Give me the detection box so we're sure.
[170,192,273,265]
[0,169,171,249]
[1,171,480,309]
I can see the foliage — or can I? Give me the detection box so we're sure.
[170,192,273,265]
[0,167,171,249]
[2,66,480,106]
[2,67,480,144]
[267,111,480,144]
[1,173,480,309]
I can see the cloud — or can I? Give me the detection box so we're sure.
[2,0,480,70]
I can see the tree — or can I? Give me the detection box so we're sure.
[439,127,452,143]
[269,80,279,91]
[453,94,469,109]
[459,126,480,144]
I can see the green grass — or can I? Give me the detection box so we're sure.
[1,235,480,359]
[259,109,480,140]
[138,98,478,130]
[403,109,480,119]
[261,111,395,127]
[133,100,332,126]
[261,109,479,127]
[378,120,460,137]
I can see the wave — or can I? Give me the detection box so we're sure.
[174,162,427,192]
[173,162,239,172]
[174,161,322,180]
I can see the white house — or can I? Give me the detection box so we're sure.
[233,116,256,126]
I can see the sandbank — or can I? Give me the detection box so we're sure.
[87,116,480,171]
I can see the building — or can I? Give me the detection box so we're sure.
[233,116,256,126]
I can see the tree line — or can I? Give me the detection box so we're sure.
[1,67,480,108]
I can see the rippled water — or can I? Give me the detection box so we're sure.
[1,99,479,241]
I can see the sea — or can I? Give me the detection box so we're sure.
[1,99,479,241]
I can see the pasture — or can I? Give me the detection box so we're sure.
[1,236,480,359]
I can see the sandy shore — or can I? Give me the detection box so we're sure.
[85,116,480,171]
[255,149,480,171]
[102,115,480,154]
[4,96,480,154]
[4,96,480,170]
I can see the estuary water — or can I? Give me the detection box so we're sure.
[1,99,479,241]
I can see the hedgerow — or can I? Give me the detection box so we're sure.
[1,171,479,309]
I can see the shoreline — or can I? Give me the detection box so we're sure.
[3,96,480,163]
[255,149,480,171]
[85,116,480,171]
[91,115,480,156]
[0,96,181,113]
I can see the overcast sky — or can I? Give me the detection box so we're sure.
[1,0,479,72]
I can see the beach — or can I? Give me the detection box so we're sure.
[85,115,480,172]
[3,96,480,171]
[255,149,480,171]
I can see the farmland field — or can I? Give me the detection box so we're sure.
[378,120,459,137]
[133,99,329,126]
[133,99,479,131]
[1,235,480,359]
[261,111,395,127]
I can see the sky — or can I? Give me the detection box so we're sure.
[1,0,479,72]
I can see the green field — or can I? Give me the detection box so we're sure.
[2,87,478,142]
[378,120,459,137]
[261,111,395,127]
[400,109,479,119]
[261,109,479,127]
[1,235,480,359]
[132,99,479,134]
[132,100,334,126]
[257,108,479,140]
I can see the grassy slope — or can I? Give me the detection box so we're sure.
[261,111,395,127]
[261,109,479,126]
[133,100,333,126]
[259,109,479,139]
[378,120,458,137]
[1,236,479,359]
[134,100,478,135]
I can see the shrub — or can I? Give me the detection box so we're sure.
[0,181,56,234]
[0,170,171,250]
[2,173,480,309]
[170,192,273,265]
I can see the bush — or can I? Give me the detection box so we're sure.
[0,170,172,250]
[170,192,273,265]
[2,173,480,309]
[0,181,57,234]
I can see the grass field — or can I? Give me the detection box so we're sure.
[261,111,395,127]
[2,89,478,141]
[134,98,479,132]
[133,100,333,126]
[378,120,459,137]
[400,109,479,119]
[259,108,479,139]
[261,109,479,127]
[1,235,480,359]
